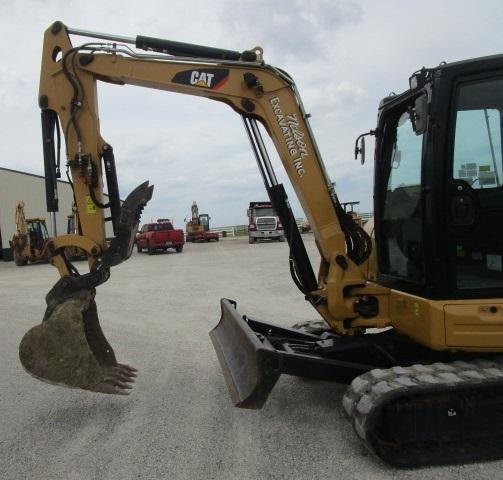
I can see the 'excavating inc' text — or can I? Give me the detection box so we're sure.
[270,96,307,177]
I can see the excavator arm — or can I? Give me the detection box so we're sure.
[37,21,381,329]
[19,21,385,399]
[15,201,28,236]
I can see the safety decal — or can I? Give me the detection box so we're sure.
[85,196,97,214]
[172,69,229,90]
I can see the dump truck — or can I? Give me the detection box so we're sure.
[247,201,284,244]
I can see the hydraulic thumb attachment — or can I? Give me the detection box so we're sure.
[19,181,153,394]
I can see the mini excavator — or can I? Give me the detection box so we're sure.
[19,22,503,467]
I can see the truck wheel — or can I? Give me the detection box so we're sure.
[249,237,255,244]
[14,254,28,266]
[137,244,143,253]
[176,246,183,253]
[279,236,285,242]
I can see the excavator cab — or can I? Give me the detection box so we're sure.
[27,219,49,253]
[198,214,210,231]
[374,59,503,307]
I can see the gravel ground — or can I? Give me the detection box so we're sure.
[1,235,502,479]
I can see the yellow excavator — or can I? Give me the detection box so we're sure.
[9,201,50,265]
[185,201,219,242]
[19,21,503,467]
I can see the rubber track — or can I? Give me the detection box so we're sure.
[342,357,503,467]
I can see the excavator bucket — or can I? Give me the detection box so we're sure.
[209,299,281,409]
[19,289,137,393]
[18,181,153,394]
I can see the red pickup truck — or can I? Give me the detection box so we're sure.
[136,219,184,254]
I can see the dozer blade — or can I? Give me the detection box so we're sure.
[209,299,281,409]
[19,288,137,394]
[210,299,377,408]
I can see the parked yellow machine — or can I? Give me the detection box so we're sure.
[9,201,49,266]
[17,22,503,467]
[185,201,219,242]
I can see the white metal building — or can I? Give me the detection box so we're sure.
[0,167,113,261]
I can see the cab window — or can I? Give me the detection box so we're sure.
[380,108,425,282]
[451,78,503,291]
[453,107,502,189]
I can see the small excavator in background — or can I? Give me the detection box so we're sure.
[9,201,49,266]
[17,22,503,467]
[185,201,219,242]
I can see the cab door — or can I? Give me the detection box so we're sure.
[448,76,503,297]
[374,94,427,296]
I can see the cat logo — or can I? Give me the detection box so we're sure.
[172,68,229,90]
[190,71,215,88]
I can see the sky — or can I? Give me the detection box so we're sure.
[1,0,503,228]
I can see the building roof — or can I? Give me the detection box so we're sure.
[0,166,72,185]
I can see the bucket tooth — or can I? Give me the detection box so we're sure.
[210,299,281,409]
[19,289,136,394]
